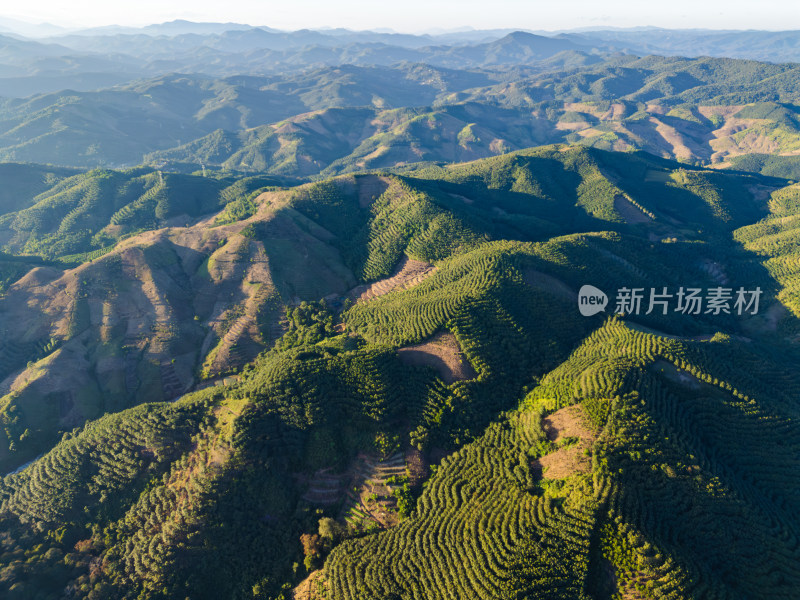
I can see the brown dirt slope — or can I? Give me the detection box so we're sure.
[348,256,436,303]
[293,571,325,600]
[0,186,358,471]
[522,268,576,301]
[531,404,596,480]
[338,452,407,531]
[550,102,797,165]
[397,331,477,384]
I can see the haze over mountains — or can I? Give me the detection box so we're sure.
[3,20,800,97]
[3,19,800,178]
[3,52,800,179]
[2,15,800,600]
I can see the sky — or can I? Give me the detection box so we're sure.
[2,0,798,33]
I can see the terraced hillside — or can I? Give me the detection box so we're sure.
[0,177,369,471]
[0,144,799,599]
[322,319,800,599]
[0,144,787,471]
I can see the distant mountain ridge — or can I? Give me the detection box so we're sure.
[1,22,800,98]
[2,55,800,174]
[4,18,800,600]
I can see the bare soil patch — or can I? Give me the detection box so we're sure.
[700,259,729,285]
[747,184,776,207]
[645,103,669,116]
[555,121,590,131]
[340,452,407,530]
[743,301,790,335]
[447,192,474,205]
[397,332,477,384]
[293,571,324,600]
[696,105,744,120]
[644,169,671,183]
[355,174,390,207]
[699,108,774,161]
[576,127,604,138]
[614,195,653,224]
[542,404,594,442]
[405,447,429,487]
[302,468,346,506]
[653,359,702,390]
[608,103,627,119]
[765,302,789,330]
[531,405,596,480]
[348,256,436,303]
[650,117,695,161]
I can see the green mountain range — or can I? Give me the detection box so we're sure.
[0,143,799,599]
[3,20,800,600]
[3,56,800,180]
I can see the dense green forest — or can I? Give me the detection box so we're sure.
[0,138,798,599]
[0,165,284,260]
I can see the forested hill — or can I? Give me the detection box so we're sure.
[4,55,800,177]
[1,144,800,598]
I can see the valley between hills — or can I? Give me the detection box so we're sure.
[1,19,800,600]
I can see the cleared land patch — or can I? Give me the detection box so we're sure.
[652,359,703,390]
[356,174,390,208]
[348,256,436,303]
[293,571,325,600]
[397,331,477,384]
[302,468,346,507]
[531,404,596,480]
[339,452,407,530]
[614,194,653,225]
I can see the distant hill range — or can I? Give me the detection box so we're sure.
[2,21,800,97]
[2,55,800,177]
[5,19,800,600]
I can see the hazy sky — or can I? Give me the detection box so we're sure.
[3,0,798,32]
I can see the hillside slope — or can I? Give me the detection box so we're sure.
[324,319,800,599]
[0,145,798,599]
[4,56,800,172]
